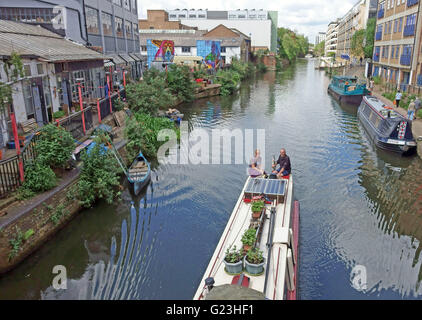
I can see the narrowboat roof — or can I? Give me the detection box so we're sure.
[333,76,357,80]
[363,96,403,120]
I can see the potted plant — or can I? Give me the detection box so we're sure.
[241,228,257,253]
[245,248,265,276]
[251,200,265,219]
[223,245,243,275]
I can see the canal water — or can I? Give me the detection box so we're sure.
[1,59,422,299]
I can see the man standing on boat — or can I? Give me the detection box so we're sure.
[395,90,402,108]
[272,149,291,179]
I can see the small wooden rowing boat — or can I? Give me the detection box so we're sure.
[128,151,151,196]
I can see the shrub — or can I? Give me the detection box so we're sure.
[215,69,241,96]
[241,228,257,246]
[246,248,264,264]
[373,76,382,85]
[224,245,243,263]
[52,110,66,120]
[35,124,75,169]
[125,113,179,160]
[126,74,175,116]
[20,160,57,194]
[167,64,196,102]
[77,141,122,208]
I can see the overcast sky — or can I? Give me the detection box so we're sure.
[137,0,358,44]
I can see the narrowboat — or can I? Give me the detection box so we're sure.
[128,151,151,196]
[358,96,417,155]
[193,176,300,300]
[328,76,370,106]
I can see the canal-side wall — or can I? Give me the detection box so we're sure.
[0,143,128,275]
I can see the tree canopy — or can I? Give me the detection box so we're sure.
[277,28,309,62]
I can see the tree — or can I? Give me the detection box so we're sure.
[277,28,309,62]
[351,29,366,58]
[314,41,325,57]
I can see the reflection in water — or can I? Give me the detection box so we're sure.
[1,59,422,300]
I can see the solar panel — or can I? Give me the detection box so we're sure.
[244,178,286,203]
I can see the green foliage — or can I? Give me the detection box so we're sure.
[224,245,243,263]
[8,227,23,261]
[23,229,34,241]
[4,52,24,82]
[241,228,257,246]
[193,68,207,79]
[126,70,175,115]
[35,124,75,169]
[52,110,66,120]
[167,64,196,102]
[215,69,241,96]
[365,18,376,58]
[278,28,309,61]
[20,160,57,195]
[314,40,325,57]
[0,84,12,113]
[351,29,366,58]
[246,247,264,264]
[251,200,265,213]
[114,97,126,111]
[125,113,179,160]
[50,203,69,225]
[373,76,381,85]
[77,141,122,208]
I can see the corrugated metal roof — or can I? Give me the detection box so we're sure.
[119,53,135,63]
[109,54,126,65]
[0,20,106,62]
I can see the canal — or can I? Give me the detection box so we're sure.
[1,59,422,299]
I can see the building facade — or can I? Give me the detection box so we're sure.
[315,32,326,45]
[372,0,421,89]
[0,0,140,54]
[0,20,107,148]
[336,0,378,63]
[325,21,339,56]
[164,9,277,53]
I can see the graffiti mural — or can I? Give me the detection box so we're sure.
[147,39,175,67]
[196,40,222,69]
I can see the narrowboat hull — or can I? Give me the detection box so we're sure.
[357,107,417,156]
[328,85,365,106]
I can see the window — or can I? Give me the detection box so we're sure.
[102,12,113,36]
[85,6,99,34]
[178,14,186,18]
[113,0,122,6]
[24,65,31,77]
[131,0,137,12]
[189,14,196,18]
[394,19,398,33]
[396,45,400,58]
[123,0,130,10]
[36,63,44,75]
[125,20,132,38]
[22,80,34,118]
[399,17,403,32]
[141,46,147,52]
[182,47,191,53]
[115,17,123,38]
[221,47,226,53]
[42,76,52,109]
[133,23,139,35]
[170,14,177,18]
[198,14,206,18]
[0,7,55,23]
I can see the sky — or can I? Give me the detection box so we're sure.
[137,0,358,44]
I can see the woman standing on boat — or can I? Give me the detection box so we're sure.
[248,149,265,177]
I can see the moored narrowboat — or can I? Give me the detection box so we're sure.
[358,96,417,155]
[328,76,370,106]
[193,176,300,300]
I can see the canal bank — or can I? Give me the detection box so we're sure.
[1,59,422,299]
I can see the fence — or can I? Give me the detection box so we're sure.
[0,89,126,198]
[382,82,422,95]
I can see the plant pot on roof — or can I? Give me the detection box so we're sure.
[241,228,257,254]
[251,200,265,219]
[223,245,243,275]
[244,248,265,276]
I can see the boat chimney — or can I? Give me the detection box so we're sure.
[205,277,215,291]
[387,111,391,118]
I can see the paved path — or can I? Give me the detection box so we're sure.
[371,90,422,158]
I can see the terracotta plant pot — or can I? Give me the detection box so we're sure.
[252,208,263,219]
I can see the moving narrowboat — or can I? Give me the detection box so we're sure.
[193,176,300,300]
[128,151,151,196]
[328,76,370,106]
[358,96,417,155]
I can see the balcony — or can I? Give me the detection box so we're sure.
[375,31,382,41]
[377,9,384,19]
[400,54,411,66]
[403,24,415,36]
[407,0,419,7]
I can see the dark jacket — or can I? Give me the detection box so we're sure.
[276,155,291,173]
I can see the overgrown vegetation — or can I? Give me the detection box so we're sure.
[125,112,179,160]
[35,124,75,169]
[8,227,34,261]
[167,64,196,102]
[314,41,325,57]
[214,58,257,96]
[277,27,309,61]
[77,138,122,208]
